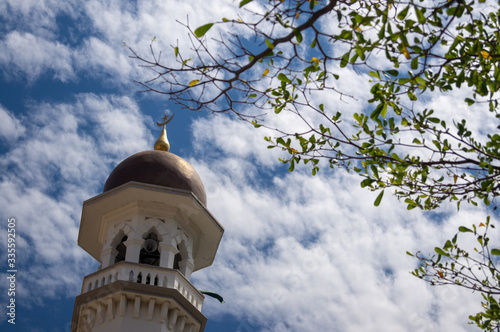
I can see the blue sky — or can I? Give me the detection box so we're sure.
[0,1,497,331]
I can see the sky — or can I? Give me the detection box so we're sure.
[0,0,498,331]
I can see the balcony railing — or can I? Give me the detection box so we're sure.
[81,261,204,310]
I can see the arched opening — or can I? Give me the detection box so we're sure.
[139,233,160,266]
[137,272,142,284]
[129,271,134,282]
[174,241,190,271]
[173,244,182,270]
[154,275,159,286]
[146,274,151,285]
[114,235,128,263]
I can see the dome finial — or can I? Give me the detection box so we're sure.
[154,113,175,152]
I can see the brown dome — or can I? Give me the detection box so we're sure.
[103,150,207,205]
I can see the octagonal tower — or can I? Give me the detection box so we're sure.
[71,117,224,332]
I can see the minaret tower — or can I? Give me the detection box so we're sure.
[71,115,224,332]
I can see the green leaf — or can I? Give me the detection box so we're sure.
[370,103,387,119]
[361,178,375,188]
[340,51,350,68]
[239,0,253,7]
[374,190,384,206]
[415,7,425,24]
[458,226,473,233]
[435,247,448,256]
[369,71,381,79]
[380,103,388,118]
[386,69,399,76]
[411,57,419,70]
[397,6,410,20]
[491,249,500,255]
[194,23,214,38]
[294,29,303,44]
[278,73,291,83]
[265,39,275,50]
[465,98,475,106]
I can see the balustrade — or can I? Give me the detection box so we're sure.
[82,261,203,310]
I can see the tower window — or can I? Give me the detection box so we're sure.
[114,235,128,263]
[139,233,160,266]
[173,245,181,270]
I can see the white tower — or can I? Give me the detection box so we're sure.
[71,119,224,332]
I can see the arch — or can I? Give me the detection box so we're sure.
[162,276,168,287]
[146,273,151,285]
[174,239,190,271]
[113,233,128,264]
[136,219,168,242]
[173,232,193,262]
[129,271,134,282]
[107,274,112,284]
[173,244,182,270]
[101,277,106,286]
[137,272,142,284]
[94,280,98,289]
[154,275,159,286]
[177,239,190,259]
[87,283,92,292]
[173,236,195,278]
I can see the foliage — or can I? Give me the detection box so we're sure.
[409,219,500,330]
[130,0,500,211]
[129,0,500,329]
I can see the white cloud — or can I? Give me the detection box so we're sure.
[0,105,26,142]
[0,31,76,83]
[0,0,249,87]
[189,114,495,332]
[0,0,498,331]
[0,94,152,303]
[0,0,79,38]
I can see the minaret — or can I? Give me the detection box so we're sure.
[71,115,224,332]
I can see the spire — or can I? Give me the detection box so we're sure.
[154,113,175,152]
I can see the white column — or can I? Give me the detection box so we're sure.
[178,259,195,280]
[100,247,118,269]
[124,238,143,263]
[159,243,178,268]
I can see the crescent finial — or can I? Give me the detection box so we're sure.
[156,113,175,127]
[154,113,174,152]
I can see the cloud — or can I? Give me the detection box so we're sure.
[0,94,152,303]
[0,31,76,83]
[0,105,26,143]
[0,0,80,38]
[189,114,494,331]
[0,0,248,89]
[0,0,497,331]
